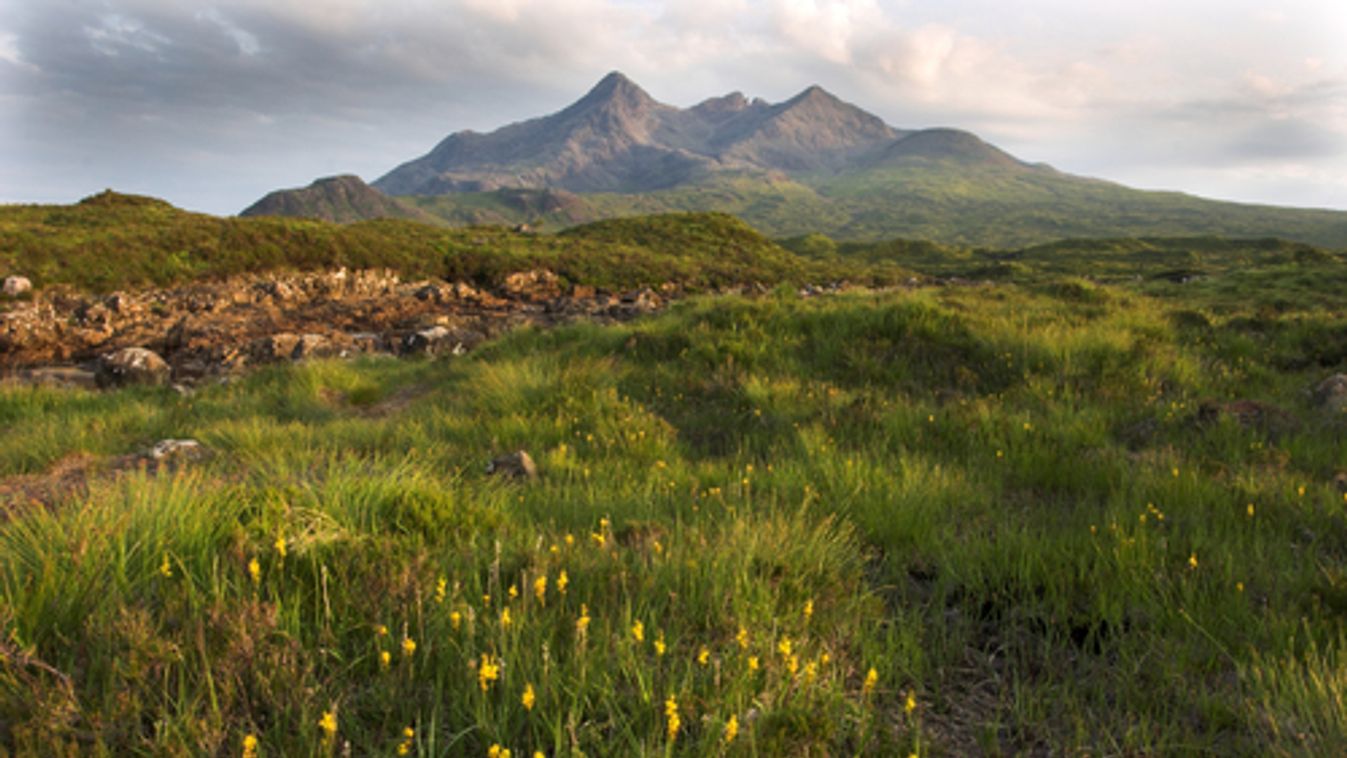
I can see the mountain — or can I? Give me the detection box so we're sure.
[241,175,440,224]
[247,73,1347,247]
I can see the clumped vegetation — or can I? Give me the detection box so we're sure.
[4,251,1347,753]
[0,192,897,294]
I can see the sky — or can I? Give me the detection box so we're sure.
[2,0,1345,215]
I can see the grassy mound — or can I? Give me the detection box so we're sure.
[0,194,892,294]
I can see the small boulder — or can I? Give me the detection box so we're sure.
[2,276,32,297]
[96,347,171,388]
[486,450,537,480]
[501,269,562,302]
[148,438,205,461]
[1312,374,1347,414]
[402,325,474,356]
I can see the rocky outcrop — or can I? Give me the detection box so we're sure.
[0,267,680,388]
[1312,374,1347,414]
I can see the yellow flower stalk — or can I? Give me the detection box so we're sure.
[787,655,799,675]
[748,656,759,671]
[377,624,388,637]
[318,709,337,740]
[435,576,448,604]
[863,667,878,696]
[247,558,261,585]
[664,694,680,742]
[557,570,569,595]
[402,637,416,658]
[723,714,739,745]
[654,633,667,657]
[576,605,591,636]
[697,646,710,666]
[242,734,258,758]
[159,554,172,578]
[777,636,792,657]
[522,682,536,711]
[1188,552,1198,570]
[803,599,814,621]
[508,584,519,600]
[500,608,512,629]
[905,690,917,714]
[450,611,462,631]
[736,625,749,649]
[631,620,645,643]
[533,574,547,604]
[478,654,500,692]
[274,535,286,559]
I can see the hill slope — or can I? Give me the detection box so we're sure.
[240,175,442,224]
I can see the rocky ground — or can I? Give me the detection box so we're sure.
[0,268,676,389]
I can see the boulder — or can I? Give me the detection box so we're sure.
[96,347,171,388]
[2,276,31,297]
[501,269,562,302]
[402,325,478,356]
[1312,374,1347,414]
[148,438,205,461]
[486,450,537,480]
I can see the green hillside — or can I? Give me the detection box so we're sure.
[408,167,1347,248]
[0,191,894,294]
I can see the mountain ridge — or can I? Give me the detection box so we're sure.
[245,72,1347,247]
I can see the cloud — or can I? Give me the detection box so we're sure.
[0,0,1344,213]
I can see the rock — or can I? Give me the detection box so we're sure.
[148,438,204,461]
[2,276,32,297]
[402,325,475,356]
[96,347,171,388]
[501,269,562,302]
[486,450,537,480]
[1333,472,1347,494]
[1312,374,1347,414]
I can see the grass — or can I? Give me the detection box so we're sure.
[4,264,1347,754]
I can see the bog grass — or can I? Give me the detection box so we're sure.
[3,271,1347,754]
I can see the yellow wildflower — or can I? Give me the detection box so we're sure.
[487,745,510,758]
[777,636,792,657]
[804,660,818,683]
[483,593,492,607]
[863,667,878,696]
[804,599,814,621]
[478,654,500,692]
[557,570,569,595]
[159,554,173,578]
[576,605,591,636]
[697,646,710,666]
[274,535,286,559]
[1236,581,1245,592]
[905,690,917,714]
[1247,503,1255,518]
[664,694,680,742]
[377,624,389,637]
[787,655,799,675]
[402,637,416,658]
[247,558,261,585]
[379,650,391,669]
[590,531,606,548]
[508,584,519,600]
[654,633,666,657]
[522,682,536,711]
[724,714,739,744]
[318,709,337,740]
[735,625,749,649]
[631,620,645,643]
[450,611,462,631]
[1189,552,1198,570]
[500,608,512,629]
[747,656,759,671]
[242,733,258,758]
[533,574,547,604]
[565,533,575,546]
[435,576,448,604]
